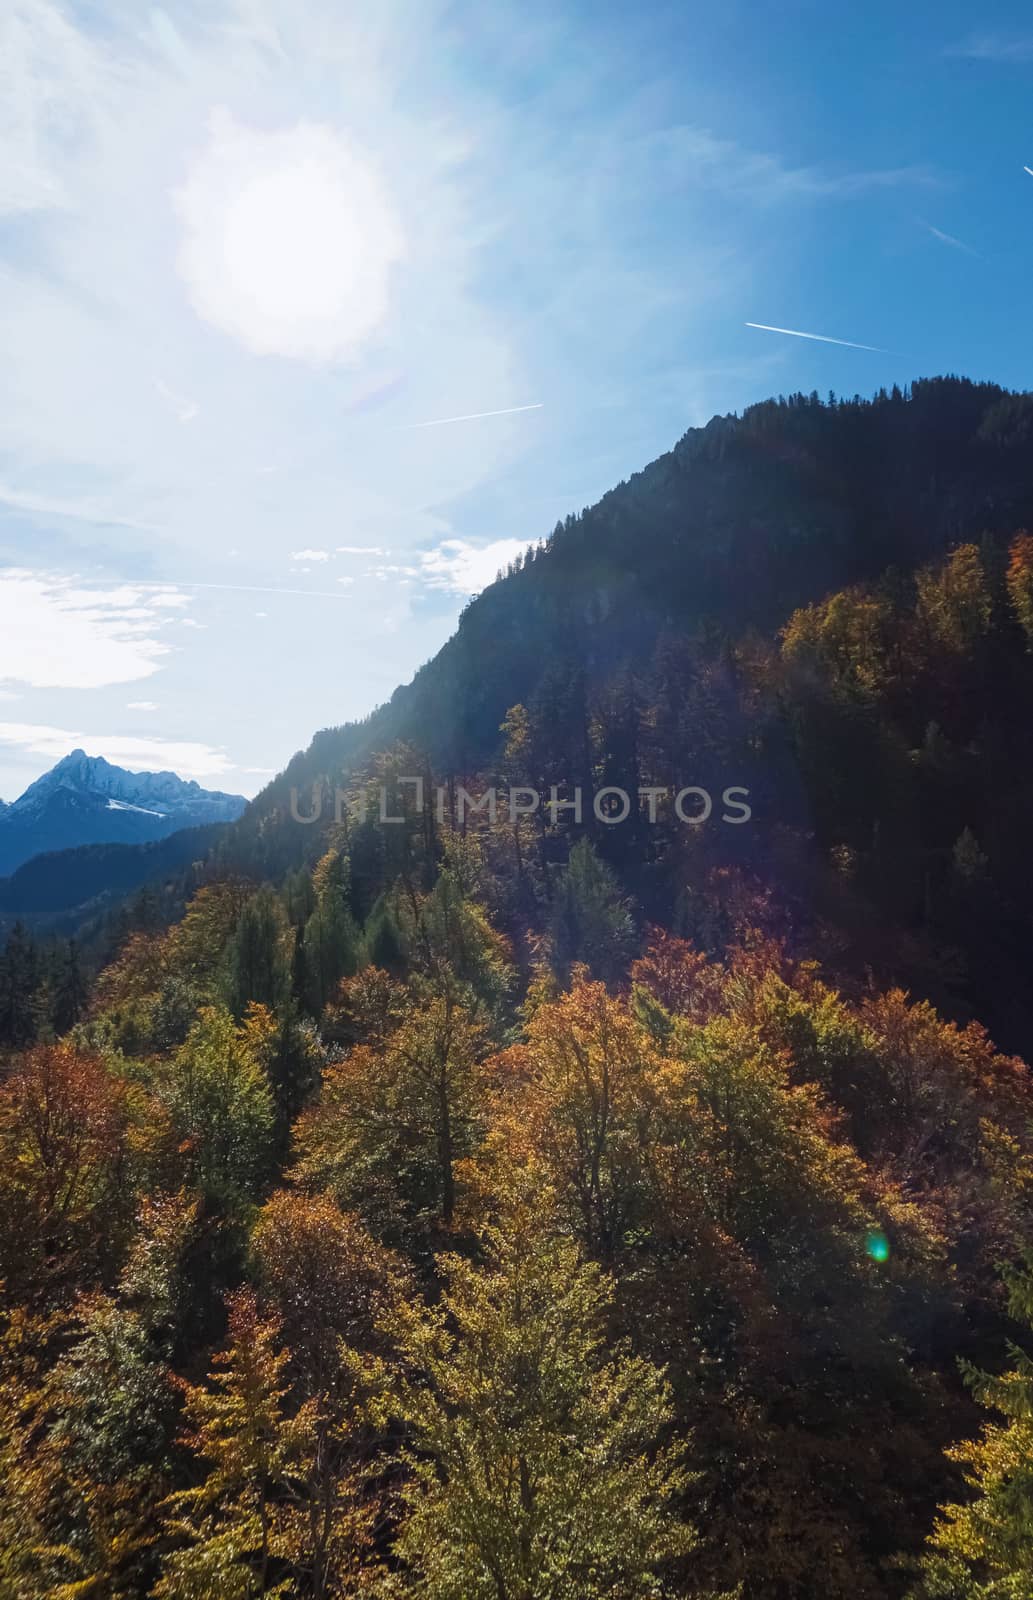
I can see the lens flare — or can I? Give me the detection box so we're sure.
[866,1230,890,1263]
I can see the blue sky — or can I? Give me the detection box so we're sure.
[1,0,1032,800]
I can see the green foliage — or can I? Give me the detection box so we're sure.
[912,1266,1033,1598]
[291,987,486,1237]
[391,1220,700,1600]
[159,1006,276,1212]
[154,1289,311,1600]
[224,888,295,1022]
[302,849,360,1014]
[547,837,635,985]
[155,1287,379,1600]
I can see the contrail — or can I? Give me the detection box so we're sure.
[402,402,544,430]
[161,581,351,600]
[1025,166,1033,177]
[64,577,353,602]
[921,221,981,258]
[745,322,886,352]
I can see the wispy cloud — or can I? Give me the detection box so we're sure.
[628,126,940,204]
[126,701,159,711]
[946,33,1033,63]
[368,563,420,582]
[0,569,352,701]
[0,722,233,782]
[745,322,886,352]
[0,482,156,533]
[290,548,331,562]
[337,545,389,556]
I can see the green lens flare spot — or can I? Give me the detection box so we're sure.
[866,1230,890,1263]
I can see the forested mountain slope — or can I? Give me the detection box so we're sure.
[250,375,1033,811]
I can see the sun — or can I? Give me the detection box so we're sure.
[175,110,405,362]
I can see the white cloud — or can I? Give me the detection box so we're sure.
[291,548,331,562]
[174,109,406,362]
[0,722,233,781]
[337,545,389,555]
[419,538,529,596]
[126,700,159,711]
[336,575,354,586]
[0,569,188,689]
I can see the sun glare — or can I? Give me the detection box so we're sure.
[175,111,405,362]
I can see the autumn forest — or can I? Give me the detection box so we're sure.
[5,380,1033,1599]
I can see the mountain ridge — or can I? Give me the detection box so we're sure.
[237,375,1033,829]
[0,749,247,877]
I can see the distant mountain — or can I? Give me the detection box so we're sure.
[0,750,247,877]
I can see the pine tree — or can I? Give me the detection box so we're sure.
[547,837,635,986]
[302,850,359,1014]
[0,921,40,1048]
[51,939,88,1036]
[225,889,295,1021]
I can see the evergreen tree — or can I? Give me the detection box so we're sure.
[51,938,88,1035]
[547,837,635,986]
[302,850,359,1015]
[0,921,40,1048]
[225,888,294,1021]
